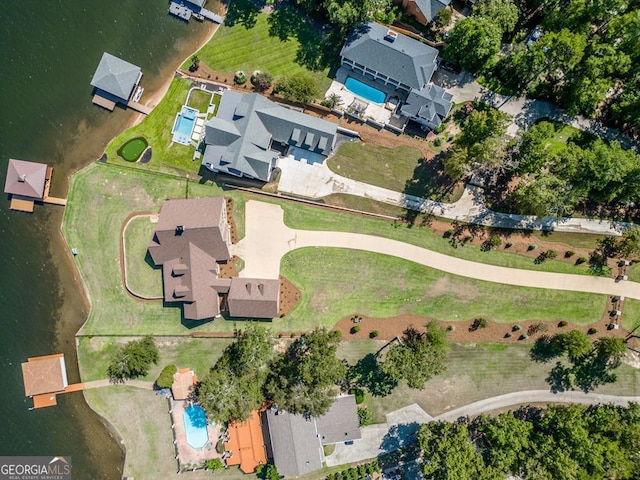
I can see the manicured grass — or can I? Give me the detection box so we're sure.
[123,215,163,299]
[279,201,597,276]
[532,231,605,250]
[545,123,584,155]
[621,298,640,331]
[77,336,233,382]
[118,137,148,162]
[281,247,606,329]
[211,92,222,116]
[187,88,213,113]
[104,78,199,175]
[62,162,246,335]
[189,13,333,95]
[326,143,464,202]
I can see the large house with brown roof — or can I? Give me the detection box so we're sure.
[148,197,279,321]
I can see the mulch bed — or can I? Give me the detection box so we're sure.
[278,275,301,317]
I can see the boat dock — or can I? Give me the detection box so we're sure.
[199,8,224,23]
[127,100,152,115]
[169,2,192,20]
[92,94,116,111]
[7,164,66,212]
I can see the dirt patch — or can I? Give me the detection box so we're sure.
[335,312,629,345]
[278,275,301,317]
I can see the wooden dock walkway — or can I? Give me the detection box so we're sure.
[92,94,116,111]
[127,100,152,115]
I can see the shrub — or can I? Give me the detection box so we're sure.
[434,123,446,134]
[357,407,373,426]
[250,71,273,92]
[155,364,177,389]
[349,388,364,404]
[546,250,558,259]
[369,330,379,338]
[565,250,576,258]
[107,336,158,383]
[576,257,587,264]
[204,458,223,471]
[469,317,488,331]
[504,332,512,338]
[527,323,548,336]
[528,244,538,251]
[505,241,513,248]
[434,137,443,146]
[490,236,502,247]
[216,439,225,454]
[558,320,568,327]
[446,324,455,331]
[234,70,247,85]
[350,325,360,334]
[444,229,455,238]
[588,327,598,335]
[513,325,522,331]
[519,334,529,340]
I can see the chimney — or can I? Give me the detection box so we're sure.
[175,225,184,236]
[18,174,26,183]
[384,30,398,42]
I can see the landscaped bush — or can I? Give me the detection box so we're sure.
[155,364,176,389]
[234,70,247,85]
[444,229,455,238]
[357,406,373,426]
[505,242,513,248]
[527,323,548,336]
[369,330,379,338]
[513,325,522,331]
[565,250,576,258]
[504,332,512,338]
[349,388,364,404]
[350,325,360,334]
[576,257,587,264]
[251,71,273,92]
[325,460,380,480]
[481,236,502,251]
[588,327,598,335]
[558,320,568,327]
[447,325,455,331]
[519,334,529,340]
[434,124,446,134]
[469,317,488,331]
[216,439,225,454]
[528,244,538,251]
[434,137,443,147]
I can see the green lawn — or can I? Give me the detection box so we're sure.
[621,298,640,331]
[281,247,606,328]
[123,215,163,299]
[189,12,334,95]
[278,201,597,276]
[187,88,213,113]
[77,336,233,382]
[326,143,464,202]
[118,137,148,162]
[104,78,200,175]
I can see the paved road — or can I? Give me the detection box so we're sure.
[232,200,640,299]
[277,156,632,236]
[325,390,640,467]
[432,70,639,151]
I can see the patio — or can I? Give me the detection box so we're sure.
[325,68,405,125]
[170,398,222,467]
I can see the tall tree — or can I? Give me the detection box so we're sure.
[380,322,448,389]
[442,17,502,72]
[107,336,159,383]
[265,328,346,416]
[472,0,519,33]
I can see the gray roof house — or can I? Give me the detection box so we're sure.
[148,197,279,320]
[202,91,338,182]
[264,395,361,477]
[401,83,453,129]
[90,52,142,104]
[340,21,438,92]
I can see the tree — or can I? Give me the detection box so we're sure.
[474,412,533,474]
[265,328,346,416]
[197,325,274,422]
[155,364,177,389]
[594,337,626,367]
[418,421,488,479]
[256,463,280,480]
[442,17,502,72]
[380,322,448,389]
[617,226,640,259]
[274,73,319,104]
[433,7,452,29]
[532,29,587,84]
[511,173,581,217]
[189,55,200,72]
[556,330,592,362]
[107,336,159,383]
[472,0,519,33]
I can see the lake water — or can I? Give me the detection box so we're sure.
[0,0,214,476]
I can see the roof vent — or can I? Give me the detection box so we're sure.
[18,174,27,183]
[175,225,184,236]
[384,30,398,42]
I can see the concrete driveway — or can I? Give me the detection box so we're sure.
[231,200,640,299]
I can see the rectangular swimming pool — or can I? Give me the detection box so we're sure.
[344,77,386,105]
[171,106,199,145]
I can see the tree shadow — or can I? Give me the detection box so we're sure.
[223,0,261,29]
[379,422,420,454]
[267,4,341,73]
[546,361,574,393]
[346,353,397,397]
[530,335,563,363]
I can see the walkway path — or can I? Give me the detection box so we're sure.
[432,70,639,150]
[325,391,640,467]
[84,379,155,390]
[232,200,640,299]
[277,156,632,235]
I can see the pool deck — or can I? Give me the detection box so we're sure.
[325,68,397,125]
[170,399,221,466]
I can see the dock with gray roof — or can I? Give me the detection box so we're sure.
[169,2,192,21]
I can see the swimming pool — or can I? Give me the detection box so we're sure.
[344,77,386,105]
[183,405,209,449]
[171,106,199,145]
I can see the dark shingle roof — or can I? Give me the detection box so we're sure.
[228,278,279,318]
[316,395,362,445]
[90,52,141,102]
[4,159,47,199]
[414,0,451,22]
[402,84,453,126]
[203,92,337,181]
[340,22,438,90]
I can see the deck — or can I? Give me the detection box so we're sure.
[8,166,66,211]
[127,100,152,115]
[92,94,116,111]
[169,2,192,21]
[10,196,35,212]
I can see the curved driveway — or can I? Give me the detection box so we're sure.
[233,200,640,299]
